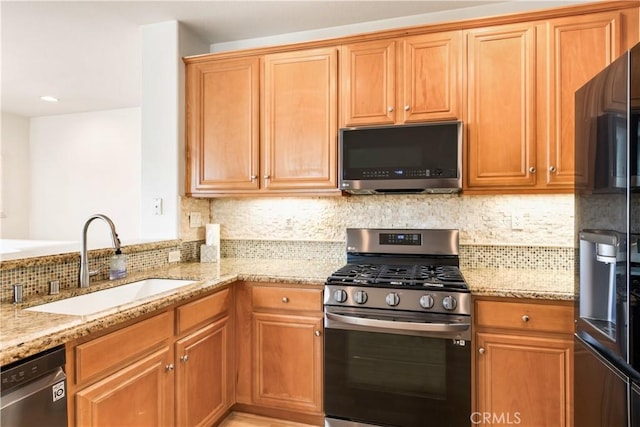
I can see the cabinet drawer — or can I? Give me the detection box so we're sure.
[75,311,173,384]
[176,287,231,335]
[475,299,574,334]
[252,285,322,312]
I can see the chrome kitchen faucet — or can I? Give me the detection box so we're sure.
[79,214,121,288]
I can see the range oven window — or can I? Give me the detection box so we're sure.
[347,332,446,398]
[325,328,470,427]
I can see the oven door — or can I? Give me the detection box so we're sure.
[324,306,471,427]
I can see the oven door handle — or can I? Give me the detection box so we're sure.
[325,311,470,333]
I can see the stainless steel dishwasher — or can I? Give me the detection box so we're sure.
[1,345,68,426]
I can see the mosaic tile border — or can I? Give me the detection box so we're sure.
[0,244,180,303]
[459,245,576,270]
[0,239,576,303]
[221,239,575,270]
[221,239,345,262]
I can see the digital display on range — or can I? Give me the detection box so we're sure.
[380,233,421,246]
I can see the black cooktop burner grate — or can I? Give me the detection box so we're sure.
[326,263,468,290]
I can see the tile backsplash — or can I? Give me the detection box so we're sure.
[209,194,575,247]
[1,243,181,302]
[3,193,576,303]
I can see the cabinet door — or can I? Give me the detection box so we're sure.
[542,12,622,188]
[252,312,323,413]
[186,57,260,193]
[465,23,538,189]
[402,31,461,122]
[263,47,338,190]
[340,39,396,126]
[76,347,173,427]
[476,332,572,427]
[175,316,231,427]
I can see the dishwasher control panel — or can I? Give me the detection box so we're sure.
[1,345,65,393]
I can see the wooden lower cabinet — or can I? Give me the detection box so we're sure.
[66,286,233,427]
[235,282,324,424]
[76,346,174,426]
[474,297,573,427]
[252,312,323,413]
[176,315,231,426]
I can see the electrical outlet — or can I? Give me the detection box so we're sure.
[152,198,163,215]
[189,212,202,228]
[168,250,181,263]
[511,213,524,230]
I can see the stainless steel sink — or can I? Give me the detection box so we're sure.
[25,278,196,316]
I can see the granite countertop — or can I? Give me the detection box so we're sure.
[0,259,575,366]
[462,267,576,301]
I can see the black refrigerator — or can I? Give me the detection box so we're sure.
[575,42,640,426]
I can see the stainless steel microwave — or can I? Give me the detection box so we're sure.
[339,121,462,194]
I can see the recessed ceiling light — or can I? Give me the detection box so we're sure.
[40,95,59,103]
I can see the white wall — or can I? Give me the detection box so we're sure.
[211,1,588,52]
[29,108,141,245]
[1,112,31,238]
[139,21,208,240]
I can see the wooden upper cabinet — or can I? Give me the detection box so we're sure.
[183,2,638,196]
[263,47,338,190]
[340,31,461,127]
[402,31,462,123]
[185,57,260,194]
[340,39,396,126]
[465,23,538,189]
[542,11,623,189]
[464,8,635,193]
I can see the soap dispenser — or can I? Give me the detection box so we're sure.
[109,249,127,280]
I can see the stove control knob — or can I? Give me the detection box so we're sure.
[334,289,348,303]
[385,292,400,307]
[354,290,368,305]
[419,295,434,309]
[442,295,457,311]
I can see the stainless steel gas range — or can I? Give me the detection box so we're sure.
[324,228,471,427]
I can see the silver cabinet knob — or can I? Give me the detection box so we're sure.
[529,167,536,173]
[404,105,410,111]
[282,296,289,303]
[387,106,394,112]
[314,330,321,337]
[180,355,189,363]
[166,364,174,372]
[250,175,258,180]
[549,166,557,173]
[522,315,530,322]
[264,175,271,179]
[479,348,486,354]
